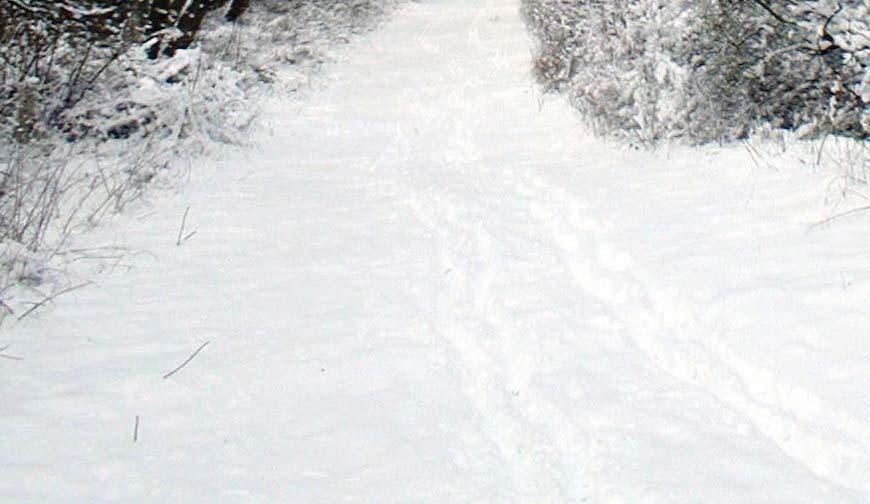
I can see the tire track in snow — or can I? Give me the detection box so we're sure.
[389,5,600,496]
[408,188,596,502]
[515,167,870,496]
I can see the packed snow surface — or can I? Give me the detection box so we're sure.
[3,0,870,502]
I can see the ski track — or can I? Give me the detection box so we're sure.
[514,169,870,496]
[3,0,870,502]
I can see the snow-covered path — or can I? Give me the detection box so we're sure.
[4,0,870,501]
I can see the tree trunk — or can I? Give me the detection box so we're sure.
[146,0,175,58]
[143,0,250,59]
[169,0,225,56]
[225,0,250,22]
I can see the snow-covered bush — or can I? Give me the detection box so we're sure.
[0,0,403,311]
[1,2,125,143]
[681,0,869,141]
[0,0,402,146]
[0,0,256,144]
[522,0,691,141]
[522,0,870,143]
[199,0,401,91]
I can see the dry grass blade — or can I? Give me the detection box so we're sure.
[176,207,191,246]
[163,341,210,379]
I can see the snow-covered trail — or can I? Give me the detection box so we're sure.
[3,0,870,501]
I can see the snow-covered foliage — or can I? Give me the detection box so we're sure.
[0,0,402,308]
[521,0,870,143]
[521,0,692,141]
[681,0,870,141]
[198,0,402,93]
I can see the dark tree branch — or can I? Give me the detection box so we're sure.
[752,0,795,26]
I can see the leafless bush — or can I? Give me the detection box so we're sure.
[0,148,67,251]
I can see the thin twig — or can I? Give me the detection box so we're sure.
[17,281,92,321]
[752,0,796,25]
[162,341,210,379]
[133,415,140,442]
[181,230,197,244]
[176,206,191,246]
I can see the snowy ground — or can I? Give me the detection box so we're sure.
[3,0,870,502]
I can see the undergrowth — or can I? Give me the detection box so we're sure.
[0,0,403,328]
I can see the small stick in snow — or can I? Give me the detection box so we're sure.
[176,207,192,246]
[181,230,197,244]
[133,415,140,442]
[162,341,210,379]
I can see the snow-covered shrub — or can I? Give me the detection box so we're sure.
[522,0,692,141]
[522,0,870,143]
[0,0,403,307]
[0,2,124,142]
[199,0,402,90]
[0,2,248,145]
[1,0,402,147]
[680,0,870,141]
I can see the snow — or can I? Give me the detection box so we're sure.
[2,0,870,501]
